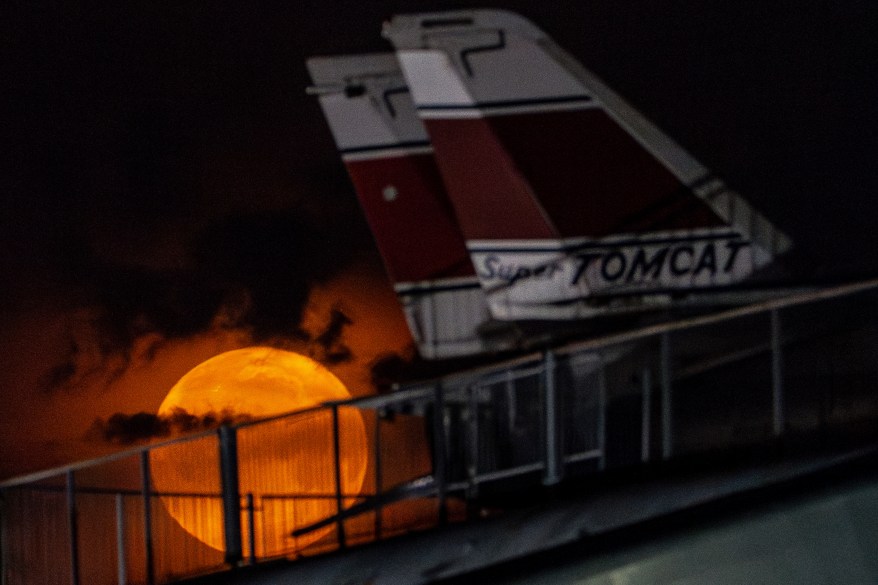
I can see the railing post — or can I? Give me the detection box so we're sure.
[66,470,80,585]
[771,309,785,437]
[641,368,652,463]
[330,405,346,549]
[660,332,673,460]
[466,384,480,498]
[543,351,563,486]
[219,425,243,565]
[115,493,127,585]
[431,382,449,525]
[373,410,383,540]
[1,489,6,585]
[245,493,256,566]
[597,357,607,471]
[139,451,155,585]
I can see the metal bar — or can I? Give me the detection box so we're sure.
[4,484,221,498]
[346,385,435,411]
[660,332,673,460]
[771,309,785,436]
[245,493,256,566]
[441,352,545,386]
[543,351,562,486]
[597,358,607,471]
[676,343,771,380]
[431,382,449,525]
[557,279,878,358]
[467,364,545,387]
[444,480,472,492]
[373,410,383,540]
[291,474,452,539]
[330,405,346,549]
[219,425,243,565]
[473,462,545,483]
[66,470,80,585]
[260,492,364,501]
[466,384,480,497]
[505,369,517,434]
[563,449,604,464]
[288,487,299,553]
[115,493,127,585]
[1,489,7,585]
[139,451,155,585]
[641,368,652,463]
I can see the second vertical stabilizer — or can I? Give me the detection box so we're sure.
[307,54,518,358]
[383,10,792,320]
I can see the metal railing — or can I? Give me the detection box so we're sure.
[2,279,877,585]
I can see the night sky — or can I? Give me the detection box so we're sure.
[1,1,877,476]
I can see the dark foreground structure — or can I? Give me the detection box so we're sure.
[439,451,878,585]
[2,280,878,584]
[178,447,878,585]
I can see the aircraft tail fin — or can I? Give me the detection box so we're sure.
[307,54,516,358]
[383,10,792,320]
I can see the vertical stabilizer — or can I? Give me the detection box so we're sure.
[383,11,792,320]
[307,54,516,358]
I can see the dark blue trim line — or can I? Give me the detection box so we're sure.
[397,280,482,295]
[340,140,433,155]
[471,232,746,254]
[417,95,593,111]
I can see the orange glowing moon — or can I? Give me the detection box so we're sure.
[150,347,368,554]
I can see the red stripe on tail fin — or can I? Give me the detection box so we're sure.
[422,110,725,241]
[344,153,474,284]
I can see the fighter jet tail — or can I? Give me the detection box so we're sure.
[383,10,792,320]
[307,54,518,358]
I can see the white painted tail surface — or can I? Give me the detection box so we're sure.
[307,54,518,358]
[383,10,792,320]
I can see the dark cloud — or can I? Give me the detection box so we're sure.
[193,209,351,339]
[310,306,353,365]
[40,207,365,392]
[89,407,253,445]
[369,353,414,394]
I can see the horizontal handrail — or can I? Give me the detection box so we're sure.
[2,483,368,500]
[0,430,220,490]
[558,278,878,355]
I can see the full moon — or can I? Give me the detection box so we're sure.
[151,347,368,554]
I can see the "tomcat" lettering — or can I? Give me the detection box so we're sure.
[571,239,750,285]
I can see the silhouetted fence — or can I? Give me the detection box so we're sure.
[2,280,877,585]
